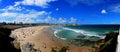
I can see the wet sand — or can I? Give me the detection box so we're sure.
[10,26,95,52]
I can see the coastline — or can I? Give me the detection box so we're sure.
[10,25,95,52]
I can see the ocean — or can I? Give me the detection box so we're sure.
[52,25,119,45]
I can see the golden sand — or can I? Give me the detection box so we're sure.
[10,26,94,52]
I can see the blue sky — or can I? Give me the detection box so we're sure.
[0,0,120,24]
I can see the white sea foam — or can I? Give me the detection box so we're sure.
[52,26,106,41]
[53,30,67,40]
[62,27,105,39]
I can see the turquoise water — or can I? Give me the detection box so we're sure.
[52,25,119,42]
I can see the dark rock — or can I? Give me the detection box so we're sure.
[99,32,118,52]
[59,47,69,52]
[89,36,101,41]
[76,34,86,38]
[0,27,21,52]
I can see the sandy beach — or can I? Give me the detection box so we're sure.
[10,26,95,52]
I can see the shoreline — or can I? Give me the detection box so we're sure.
[10,25,95,52]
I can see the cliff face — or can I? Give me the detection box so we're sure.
[0,27,21,52]
[0,25,38,52]
[99,32,118,52]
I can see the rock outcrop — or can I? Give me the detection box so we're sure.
[99,32,119,52]
[21,42,36,52]
[0,27,21,52]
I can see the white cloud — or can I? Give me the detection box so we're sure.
[0,10,78,24]
[44,16,57,23]
[101,9,107,14]
[0,10,47,23]
[0,5,25,12]
[0,0,79,24]
[0,11,46,18]
[7,5,24,11]
[14,0,56,8]
[58,18,67,24]
[44,16,52,23]
[0,6,77,24]
[56,8,59,11]
[0,12,17,17]
[70,17,76,24]
[111,4,120,13]
[0,3,77,24]
[14,2,21,6]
